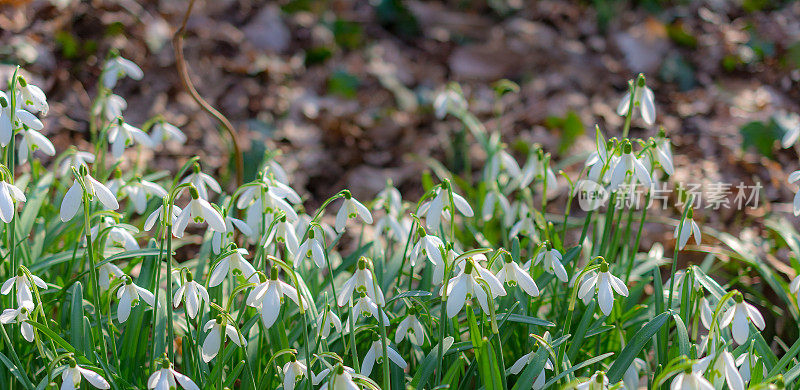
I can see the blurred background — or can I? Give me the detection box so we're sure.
[1,0,800,239]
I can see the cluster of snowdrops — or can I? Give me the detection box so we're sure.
[0,54,796,390]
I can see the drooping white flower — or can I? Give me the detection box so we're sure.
[419,186,473,231]
[172,188,226,238]
[296,229,326,269]
[443,259,506,318]
[0,93,13,146]
[577,263,629,316]
[789,170,800,216]
[150,121,187,146]
[654,132,674,175]
[246,270,304,329]
[0,306,34,342]
[360,340,408,376]
[0,178,25,223]
[576,371,611,390]
[209,248,258,287]
[315,365,358,390]
[173,273,209,319]
[790,274,800,303]
[485,149,521,185]
[719,293,765,345]
[617,77,656,125]
[394,308,425,345]
[674,208,701,250]
[201,317,246,362]
[525,244,568,283]
[98,262,125,291]
[108,119,154,159]
[147,362,199,390]
[90,217,139,253]
[61,168,119,222]
[317,308,342,339]
[515,150,559,196]
[670,360,712,390]
[282,357,310,390]
[115,277,155,323]
[509,206,537,240]
[699,296,714,330]
[144,203,181,231]
[271,216,300,257]
[664,269,703,301]
[337,258,385,306]
[180,165,221,200]
[433,86,467,119]
[778,111,800,148]
[351,294,389,324]
[97,93,127,121]
[58,151,95,178]
[58,360,110,390]
[335,193,373,233]
[120,179,167,214]
[16,77,49,115]
[609,141,651,191]
[18,127,55,165]
[481,188,513,226]
[622,358,646,390]
[735,352,766,383]
[103,55,144,89]
[509,352,553,390]
[496,257,540,297]
[211,214,253,254]
[707,350,744,390]
[411,230,445,279]
[1,271,47,310]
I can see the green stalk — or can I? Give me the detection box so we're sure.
[82,189,111,367]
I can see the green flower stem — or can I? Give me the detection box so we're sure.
[81,189,111,368]
[348,301,360,372]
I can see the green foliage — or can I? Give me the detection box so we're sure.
[739,119,783,158]
[545,110,584,154]
[327,70,361,98]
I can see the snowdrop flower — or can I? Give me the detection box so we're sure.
[98,262,124,291]
[790,274,800,303]
[509,353,552,390]
[361,339,408,376]
[246,268,304,329]
[735,352,766,383]
[150,121,187,146]
[103,55,143,89]
[120,178,167,214]
[411,229,445,280]
[211,213,253,254]
[516,149,559,195]
[586,135,613,183]
[58,359,110,390]
[670,363,712,390]
[778,111,800,148]
[202,316,246,362]
[107,119,154,159]
[296,227,326,268]
[617,75,655,125]
[706,350,744,390]
[337,258,384,306]
[0,176,25,223]
[335,192,372,233]
[577,371,610,390]
[180,164,221,200]
[173,272,209,319]
[98,93,127,121]
[373,212,408,243]
[282,356,310,390]
[443,259,506,318]
[115,276,155,323]
[699,297,714,330]
[315,365,358,390]
[90,217,139,252]
[16,77,49,115]
[395,307,425,345]
[789,170,800,216]
[433,85,467,119]
[0,306,33,342]
[654,130,674,175]
[374,182,403,215]
[209,248,258,287]
[0,93,13,146]
[351,293,389,324]
[61,166,119,222]
[525,243,568,283]
[317,307,342,339]
[622,358,646,390]
[58,150,95,178]
[481,186,513,224]
[1,270,47,310]
[674,208,701,250]
[609,141,651,191]
[509,207,537,240]
[144,203,181,231]
[578,262,629,316]
[496,256,540,297]
[272,215,300,257]
[18,127,55,165]
[720,292,765,344]
[419,184,473,231]
[664,268,703,301]
[172,186,226,238]
[485,149,521,184]
[148,360,199,390]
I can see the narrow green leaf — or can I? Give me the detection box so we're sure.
[607,311,670,382]
[70,282,84,354]
[0,352,34,390]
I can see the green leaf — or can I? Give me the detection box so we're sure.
[607,312,670,382]
[671,313,690,358]
[0,352,34,390]
[543,352,614,388]
[567,300,597,361]
[70,282,84,354]
[496,313,554,328]
[739,120,782,159]
[511,347,548,390]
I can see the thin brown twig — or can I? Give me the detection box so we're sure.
[173,0,244,187]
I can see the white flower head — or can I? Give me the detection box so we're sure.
[670,359,712,390]
[674,208,701,250]
[295,226,326,268]
[609,140,651,191]
[15,76,49,115]
[496,256,540,297]
[0,176,25,223]
[617,75,655,125]
[719,292,765,345]
[115,276,155,323]
[209,248,258,287]
[202,316,246,362]
[509,347,553,390]
[180,164,221,200]
[103,55,143,89]
[97,93,127,121]
[282,356,310,390]
[1,270,47,310]
[316,307,342,339]
[108,119,154,159]
[58,150,95,178]
[735,352,766,384]
[577,262,629,316]
[61,166,119,222]
[360,340,408,376]
[576,370,611,390]
[120,178,168,214]
[144,203,181,232]
[337,258,385,307]
[246,268,305,329]
[173,272,209,319]
[622,358,646,390]
[777,111,800,148]
[150,121,187,146]
[335,192,373,233]
[315,365,358,390]
[0,306,34,342]
[98,262,125,291]
[789,170,800,216]
[172,186,226,238]
[433,84,467,119]
[411,229,445,279]
[58,360,110,390]
[443,257,506,318]
[148,360,199,390]
[211,213,253,254]
[654,129,674,175]
[418,184,473,232]
[394,307,425,345]
[525,243,568,283]
[18,127,55,165]
[351,294,389,324]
